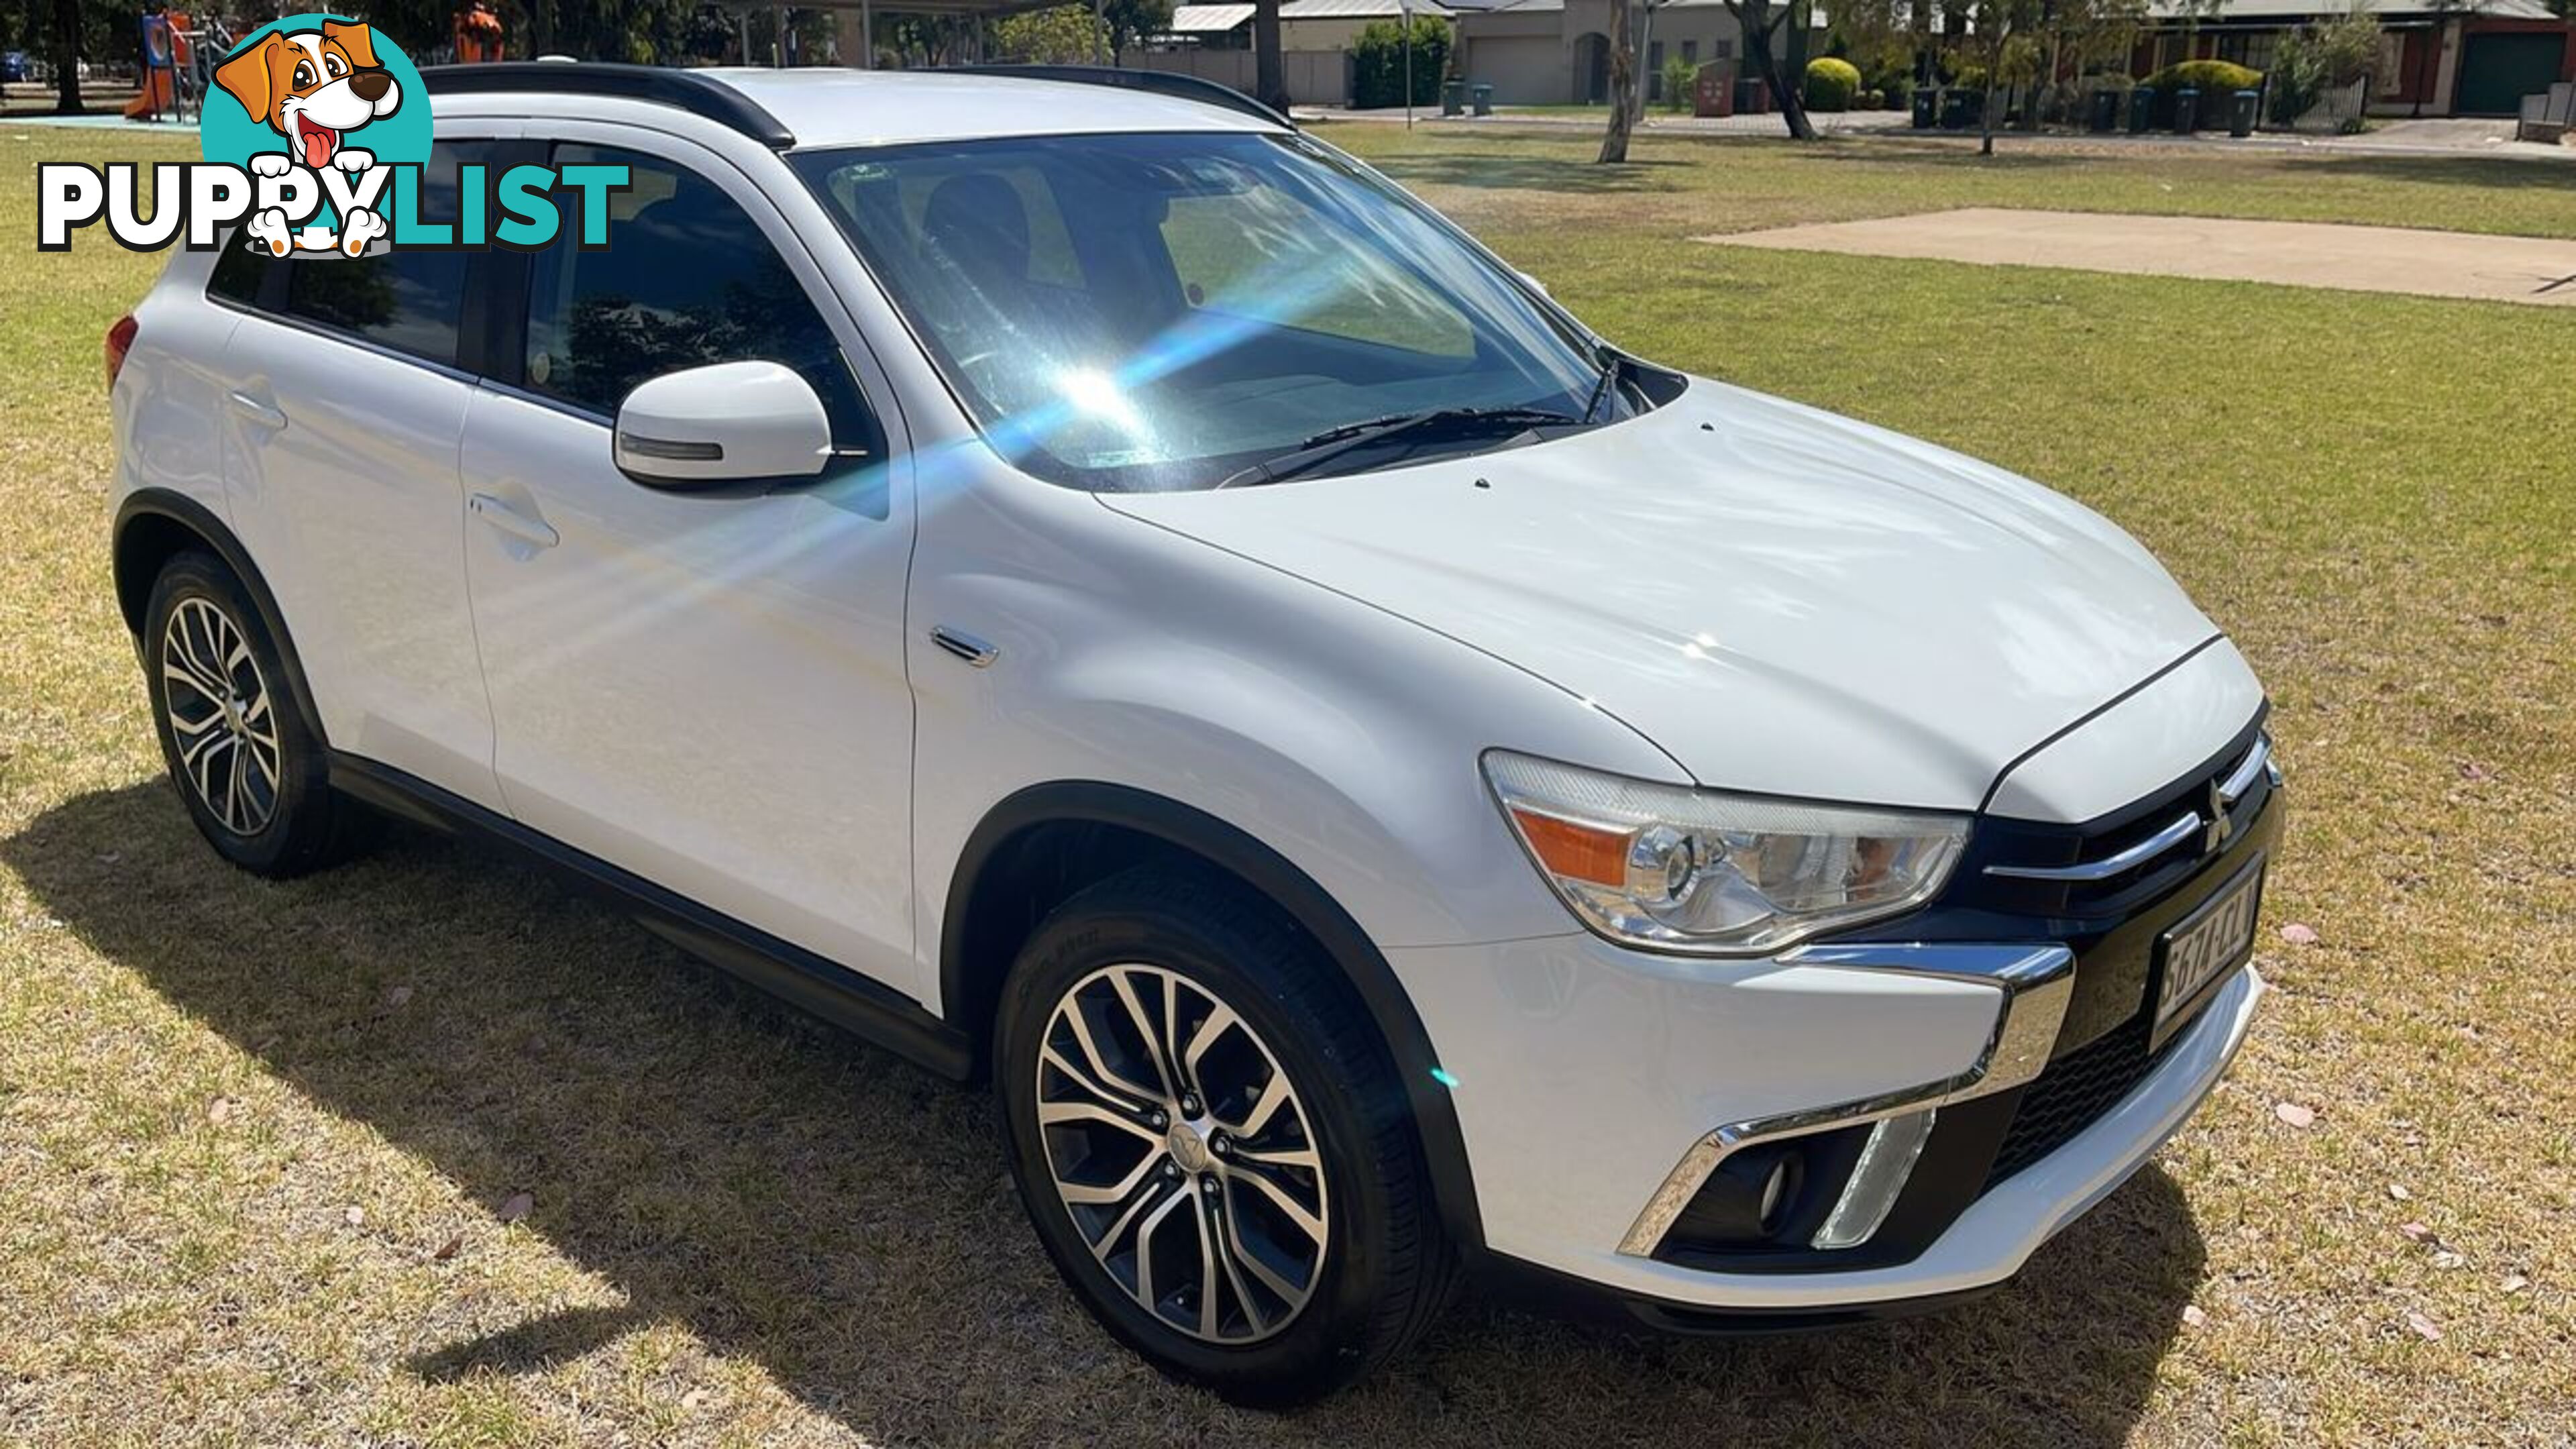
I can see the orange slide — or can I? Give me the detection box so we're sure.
[124,13,192,121]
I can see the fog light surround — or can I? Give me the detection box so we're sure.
[1810,1108,1939,1250]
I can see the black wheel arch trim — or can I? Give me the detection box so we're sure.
[943,780,1486,1251]
[326,753,977,1080]
[114,488,329,749]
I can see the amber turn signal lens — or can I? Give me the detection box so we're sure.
[1507,806,1633,887]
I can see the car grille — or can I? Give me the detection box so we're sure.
[1983,1007,2184,1189]
[1964,728,2275,920]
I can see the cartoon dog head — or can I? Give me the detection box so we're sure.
[213,21,400,170]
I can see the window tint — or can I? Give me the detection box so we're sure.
[208,231,266,305]
[526,144,871,448]
[277,140,498,368]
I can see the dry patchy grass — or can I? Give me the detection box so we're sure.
[3,126,2573,1446]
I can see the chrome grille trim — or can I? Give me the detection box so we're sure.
[2216,733,2269,806]
[1984,810,2201,881]
[1982,732,2269,885]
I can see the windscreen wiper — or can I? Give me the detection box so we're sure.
[1214,406,1582,490]
[1578,347,1623,425]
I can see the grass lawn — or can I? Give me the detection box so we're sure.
[5,125,2574,1446]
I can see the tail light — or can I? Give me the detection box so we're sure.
[105,313,139,394]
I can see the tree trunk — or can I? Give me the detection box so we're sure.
[1978,42,1998,154]
[1597,0,1636,161]
[1738,9,1816,140]
[50,0,83,115]
[1253,0,1286,111]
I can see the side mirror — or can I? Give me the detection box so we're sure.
[614,360,831,489]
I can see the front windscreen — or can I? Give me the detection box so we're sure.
[793,131,1625,491]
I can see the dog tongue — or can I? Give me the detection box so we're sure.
[300,125,335,168]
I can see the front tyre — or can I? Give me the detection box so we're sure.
[142,551,362,877]
[996,867,1456,1405]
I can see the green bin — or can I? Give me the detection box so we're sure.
[1471,82,1494,116]
[1440,78,1465,117]
[2227,87,2257,137]
[2088,88,2119,132]
[2128,85,2156,133]
[1911,85,1937,129]
[2171,86,2199,133]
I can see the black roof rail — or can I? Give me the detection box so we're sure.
[941,64,1293,130]
[419,62,796,149]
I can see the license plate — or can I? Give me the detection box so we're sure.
[2151,855,2265,1048]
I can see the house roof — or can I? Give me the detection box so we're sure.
[2145,0,2562,19]
[1454,0,1825,15]
[1168,0,1450,25]
[1279,0,1455,15]
[1167,3,1255,31]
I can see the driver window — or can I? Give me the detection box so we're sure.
[526,142,885,508]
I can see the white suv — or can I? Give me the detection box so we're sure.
[107,64,2281,1403]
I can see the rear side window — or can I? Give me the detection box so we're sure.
[278,140,500,368]
[207,234,265,305]
[523,142,871,445]
[207,141,500,365]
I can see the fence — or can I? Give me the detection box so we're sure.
[1126,48,1355,107]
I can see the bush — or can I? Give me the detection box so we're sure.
[1804,56,1862,112]
[2139,59,2263,129]
[2141,58,2263,97]
[1349,16,1450,111]
[1660,53,1699,112]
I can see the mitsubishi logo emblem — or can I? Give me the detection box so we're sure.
[2204,781,2235,854]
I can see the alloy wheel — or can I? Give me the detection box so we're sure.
[160,596,282,837]
[1034,963,1330,1344]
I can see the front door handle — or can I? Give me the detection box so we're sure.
[227,390,287,431]
[468,492,559,549]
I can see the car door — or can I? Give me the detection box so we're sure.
[215,137,516,811]
[459,132,919,997]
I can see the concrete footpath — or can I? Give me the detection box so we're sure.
[1703,207,2576,306]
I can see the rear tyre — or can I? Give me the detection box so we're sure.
[143,551,363,877]
[995,865,1457,1407]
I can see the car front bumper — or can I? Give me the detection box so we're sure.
[1390,747,2279,1320]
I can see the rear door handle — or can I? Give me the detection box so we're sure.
[468,492,559,549]
[227,390,287,431]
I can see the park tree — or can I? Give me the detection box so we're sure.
[1722,0,1818,140]
[1253,0,1284,110]
[48,0,83,112]
[1597,0,1637,159]
[19,0,125,115]
[1102,0,1175,62]
[1948,0,2045,154]
[993,3,1105,62]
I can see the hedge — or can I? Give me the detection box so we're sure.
[2141,59,2265,127]
[1804,56,1862,111]
[1350,17,1451,110]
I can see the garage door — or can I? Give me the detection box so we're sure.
[2455,32,2566,117]
[1463,36,1565,105]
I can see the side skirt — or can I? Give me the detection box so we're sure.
[328,753,976,1081]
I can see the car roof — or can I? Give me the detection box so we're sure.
[686,68,1287,148]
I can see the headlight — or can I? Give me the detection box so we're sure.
[1481,751,1970,955]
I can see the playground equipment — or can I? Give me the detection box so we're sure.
[454,3,505,63]
[126,9,229,124]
